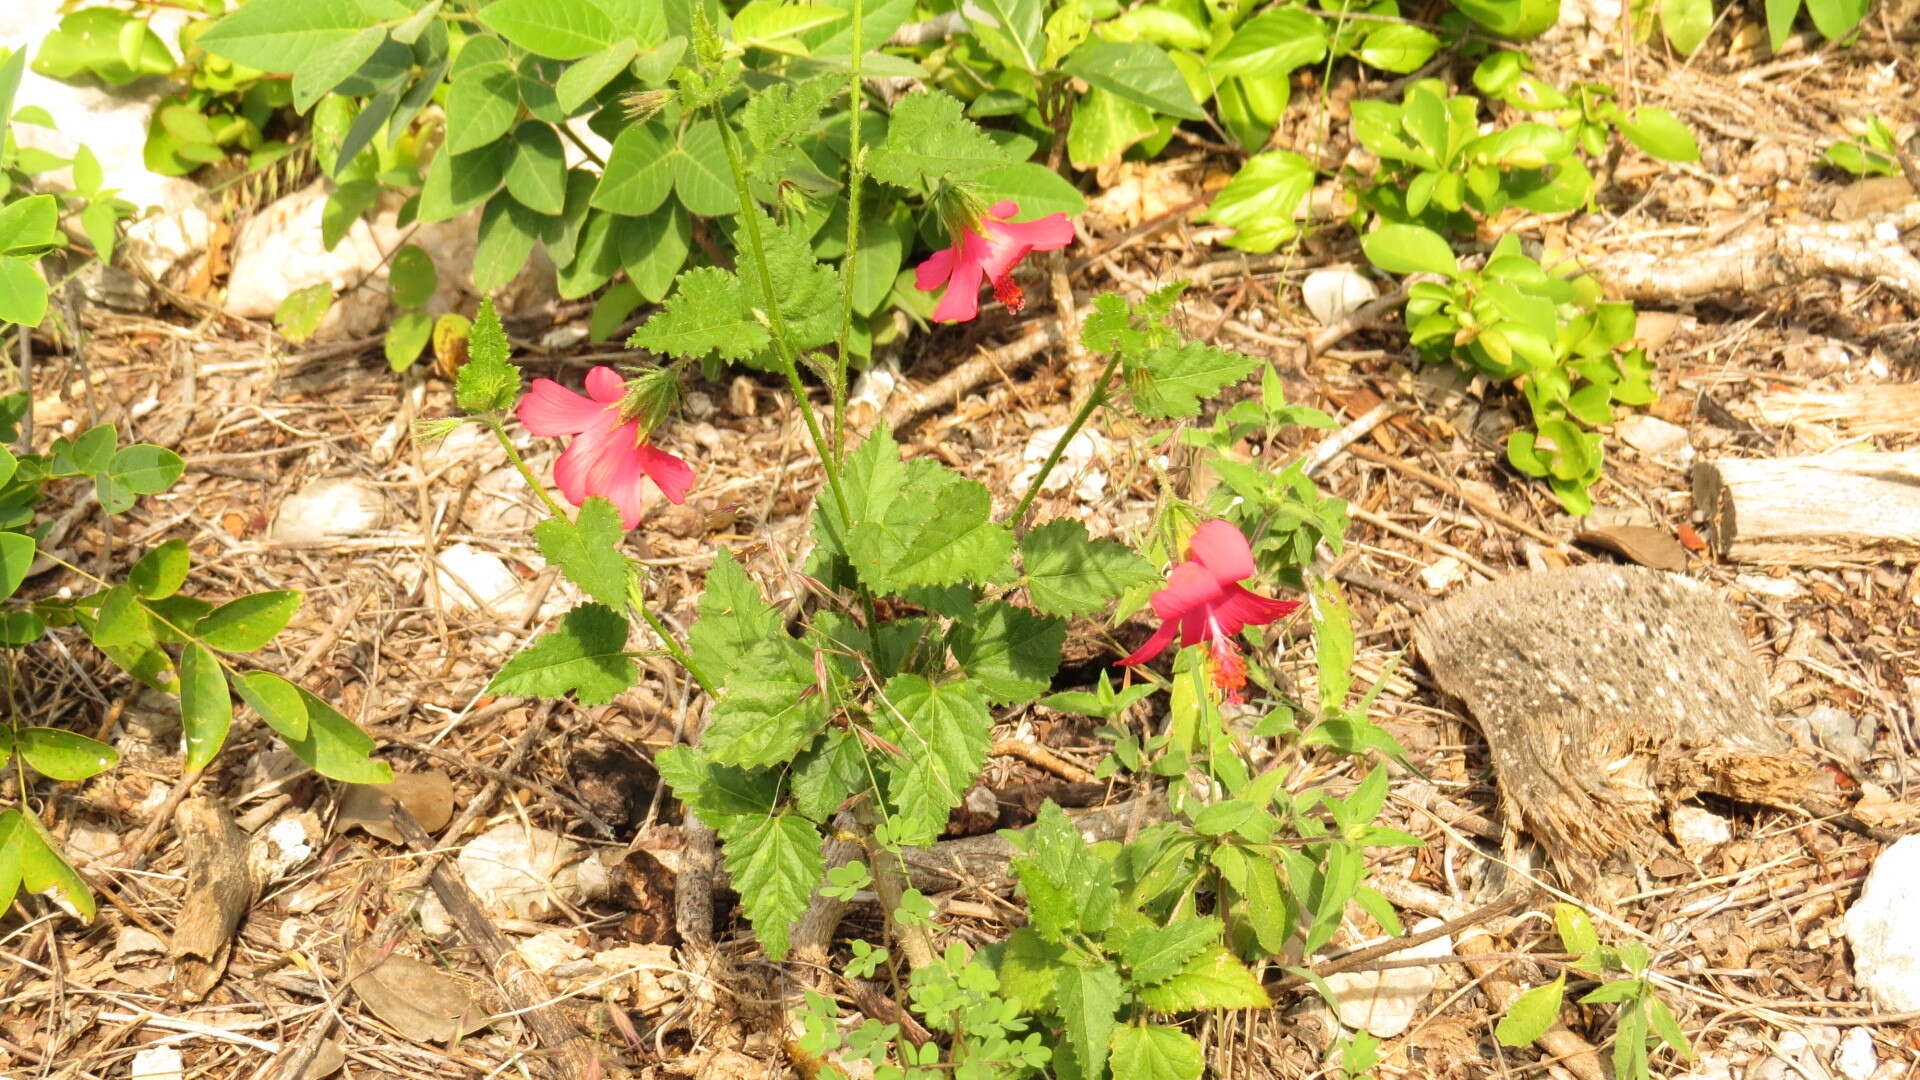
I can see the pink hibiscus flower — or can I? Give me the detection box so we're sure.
[515,365,694,530]
[914,199,1074,323]
[1117,520,1301,702]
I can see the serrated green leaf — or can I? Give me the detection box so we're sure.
[1055,963,1124,1080]
[996,926,1067,1011]
[196,590,301,652]
[1021,520,1158,617]
[627,266,768,361]
[233,670,309,741]
[457,298,521,411]
[741,75,838,182]
[806,425,905,581]
[1495,974,1565,1046]
[790,728,862,820]
[949,601,1063,704]
[1110,1025,1204,1080]
[17,726,120,782]
[179,642,233,771]
[487,603,637,705]
[655,744,780,825]
[704,637,827,768]
[717,812,821,961]
[736,207,840,354]
[872,675,992,847]
[1123,916,1222,985]
[1012,801,1119,942]
[869,91,1012,194]
[846,459,1013,592]
[287,687,393,783]
[533,497,631,608]
[1135,944,1270,1011]
[688,548,782,677]
[1132,341,1261,419]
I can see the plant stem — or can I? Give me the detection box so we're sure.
[627,578,716,698]
[1007,348,1124,533]
[830,0,867,460]
[708,105,851,525]
[487,417,570,520]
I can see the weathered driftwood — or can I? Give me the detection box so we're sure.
[1412,565,1830,900]
[1691,452,1920,566]
[170,797,257,1001]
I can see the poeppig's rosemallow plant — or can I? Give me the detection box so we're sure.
[414,10,1416,1079]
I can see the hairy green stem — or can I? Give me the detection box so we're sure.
[1007,348,1124,533]
[707,104,850,524]
[830,0,867,459]
[487,417,570,521]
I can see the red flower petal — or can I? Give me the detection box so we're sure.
[1151,561,1221,620]
[1187,519,1256,585]
[1207,585,1300,636]
[584,365,626,403]
[1117,617,1181,666]
[517,378,610,437]
[638,444,696,504]
[553,418,637,507]
[915,246,958,292]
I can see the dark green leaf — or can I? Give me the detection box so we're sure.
[593,123,674,215]
[0,532,37,601]
[872,675,992,847]
[180,642,233,771]
[688,548,782,677]
[504,121,568,214]
[703,637,827,769]
[233,670,310,741]
[196,591,301,652]
[486,603,637,705]
[1055,963,1124,1080]
[869,91,1012,195]
[1134,944,1270,1010]
[950,601,1063,704]
[1021,520,1157,617]
[287,687,394,783]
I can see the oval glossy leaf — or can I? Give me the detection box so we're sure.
[234,669,310,741]
[7,809,96,920]
[129,539,191,601]
[385,309,435,372]
[672,121,740,216]
[1452,0,1560,37]
[88,585,153,650]
[555,39,638,113]
[1615,107,1700,163]
[0,531,34,600]
[591,123,673,215]
[445,62,519,154]
[478,0,616,59]
[1360,223,1459,277]
[503,121,567,215]
[388,243,438,309]
[198,0,382,74]
[0,611,46,646]
[1062,41,1204,120]
[109,444,185,495]
[196,590,302,652]
[17,726,120,781]
[180,642,234,771]
[289,687,393,783]
[1210,8,1328,79]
